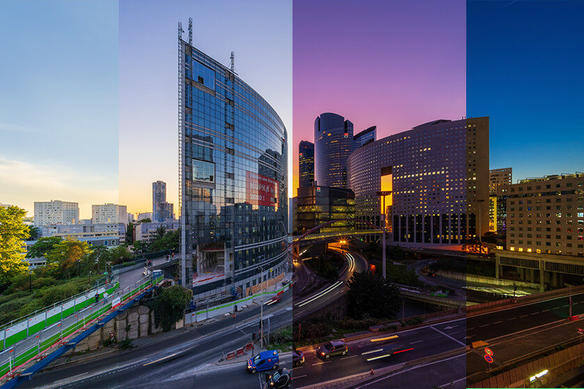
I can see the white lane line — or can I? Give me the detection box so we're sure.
[341,355,359,360]
[143,353,177,366]
[493,321,503,325]
[430,326,466,347]
[410,340,423,345]
[294,374,308,379]
[361,348,384,355]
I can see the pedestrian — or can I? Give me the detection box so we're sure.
[95,291,99,303]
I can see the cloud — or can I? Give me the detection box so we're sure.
[0,156,117,218]
[0,122,35,134]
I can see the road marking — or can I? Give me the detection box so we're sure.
[479,324,489,328]
[443,325,457,330]
[143,353,177,366]
[410,340,423,345]
[366,353,391,362]
[312,361,329,366]
[293,374,308,379]
[361,348,384,355]
[341,355,359,360]
[285,307,292,311]
[430,326,466,347]
[493,321,503,325]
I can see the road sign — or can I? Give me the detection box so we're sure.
[484,354,494,364]
[484,347,494,356]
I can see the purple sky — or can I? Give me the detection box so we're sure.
[293,0,465,194]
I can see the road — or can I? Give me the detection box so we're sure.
[293,249,367,320]
[293,292,584,388]
[20,288,293,389]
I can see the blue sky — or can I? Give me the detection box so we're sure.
[467,0,584,182]
[118,0,292,213]
[0,1,118,218]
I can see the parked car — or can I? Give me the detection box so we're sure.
[292,349,305,367]
[247,350,279,373]
[265,368,291,388]
[316,340,348,359]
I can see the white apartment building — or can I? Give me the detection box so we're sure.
[92,203,128,225]
[34,200,79,226]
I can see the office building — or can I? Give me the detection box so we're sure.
[295,186,355,235]
[34,200,79,226]
[353,126,376,148]
[137,212,152,221]
[314,113,354,188]
[299,140,314,188]
[489,168,512,233]
[39,223,124,247]
[178,26,288,295]
[506,173,584,256]
[152,181,174,222]
[135,220,180,243]
[92,203,128,225]
[347,117,489,246]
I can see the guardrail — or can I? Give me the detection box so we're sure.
[0,275,161,381]
[0,280,119,352]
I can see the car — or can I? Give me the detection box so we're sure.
[292,349,305,367]
[265,368,291,388]
[316,340,348,359]
[247,350,279,373]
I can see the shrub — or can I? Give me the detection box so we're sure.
[150,286,192,331]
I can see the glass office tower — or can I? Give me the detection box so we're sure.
[178,26,288,298]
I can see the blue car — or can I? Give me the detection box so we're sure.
[247,350,279,373]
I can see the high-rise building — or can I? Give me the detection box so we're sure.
[489,168,512,233]
[152,181,174,222]
[314,113,354,188]
[34,200,79,226]
[92,203,128,225]
[490,167,512,194]
[295,186,355,235]
[506,173,584,256]
[347,117,489,246]
[178,26,288,295]
[299,140,314,188]
[353,126,376,148]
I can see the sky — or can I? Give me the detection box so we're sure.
[0,1,118,218]
[119,0,292,215]
[293,0,466,195]
[467,0,584,182]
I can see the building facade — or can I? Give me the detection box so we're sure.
[39,223,124,247]
[295,186,355,235]
[34,200,79,226]
[179,29,288,296]
[506,173,584,256]
[489,168,512,233]
[135,220,180,243]
[92,203,128,226]
[347,118,489,246]
[353,126,376,148]
[299,140,314,188]
[314,113,354,188]
[152,181,174,222]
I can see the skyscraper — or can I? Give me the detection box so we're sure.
[314,113,354,188]
[299,140,314,188]
[92,203,128,225]
[178,23,288,295]
[152,181,173,222]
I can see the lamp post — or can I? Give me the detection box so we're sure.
[376,191,392,280]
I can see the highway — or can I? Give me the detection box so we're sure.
[293,292,584,388]
[293,248,367,320]
[19,288,293,389]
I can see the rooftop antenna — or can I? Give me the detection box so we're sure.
[188,17,193,45]
[178,21,184,39]
[230,51,235,73]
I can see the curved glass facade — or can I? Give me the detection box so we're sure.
[314,113,354,188]
[179,39,288,296]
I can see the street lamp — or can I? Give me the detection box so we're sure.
[376,191,392,280]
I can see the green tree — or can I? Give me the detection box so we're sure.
[0,206,29,284]
[150,286,192,331]
[347,271,400,320]
[125,222,134,245]
[45,239,92,278]
[27,226,41,241]
[109,245,132,265]
[26,236,62,258]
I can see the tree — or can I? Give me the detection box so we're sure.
[27,226,41,241]
[125,222,134,245]
[346,271,400,319]
[150,286,192,331]
[26,236,62,258]
[45,239,92,278]
[0,206,30,284]
[109,245,132,265]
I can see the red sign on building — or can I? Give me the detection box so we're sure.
[246,171,278,207]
